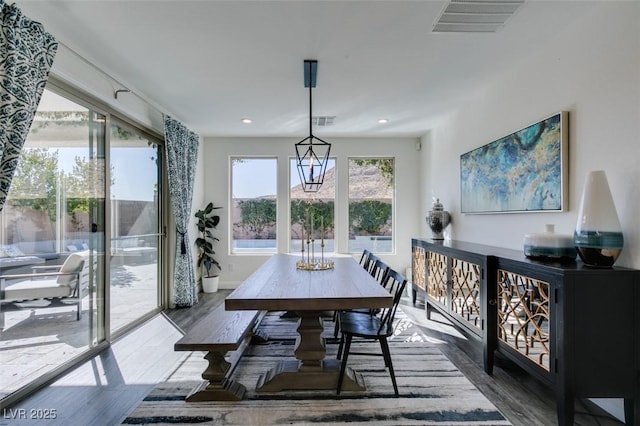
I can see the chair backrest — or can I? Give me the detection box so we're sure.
[377,268,408,336]
[365,253,380,274]
[359,249,372,267]
[76,250,99,295]
[369,258,389,285]
[56,253,85,286]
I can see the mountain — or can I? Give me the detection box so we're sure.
[290,164,392,200]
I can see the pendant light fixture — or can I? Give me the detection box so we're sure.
[295,60,331,193]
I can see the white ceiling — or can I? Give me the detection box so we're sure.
[16,0,597,138]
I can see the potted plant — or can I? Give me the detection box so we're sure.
[195,202,222,293]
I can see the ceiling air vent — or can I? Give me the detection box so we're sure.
[312,116,335,127]
[433,0,525,33]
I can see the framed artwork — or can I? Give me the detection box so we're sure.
[460,112,568,214]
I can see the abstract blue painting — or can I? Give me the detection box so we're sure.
[460,112,568,213]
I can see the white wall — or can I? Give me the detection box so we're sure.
[49,45,166,134]
[420,1,640,270]
[199,136,421,288]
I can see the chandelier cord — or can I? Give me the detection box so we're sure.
[308,72,313,138]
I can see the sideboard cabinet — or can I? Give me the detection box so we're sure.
[411,239,498,373]
[411,238,640,426]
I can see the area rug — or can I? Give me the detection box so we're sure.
[123,311,510,425]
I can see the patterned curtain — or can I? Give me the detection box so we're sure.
[164,115,199,307]
[0,1,57,211]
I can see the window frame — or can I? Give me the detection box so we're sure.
[346,156,396,255]
[229,156,279,255]
[287,156,337,254]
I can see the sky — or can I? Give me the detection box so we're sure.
[36,90,340,202]
[232,158,336,198]
[232,159,278,199]
[33,90,158,202]
[47,147,157,202]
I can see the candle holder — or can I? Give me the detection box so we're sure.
[296,209,334,271]
[296,258,335,271]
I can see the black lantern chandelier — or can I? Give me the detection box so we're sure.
[295,60,331,193]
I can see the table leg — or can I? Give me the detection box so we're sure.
[295,310,325,368]
[185,351,247,401]
[256,310,366,392]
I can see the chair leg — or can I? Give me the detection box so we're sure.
[333,311,340,338]
[77,298,81,321]
[337,334,352,395]
[337,333,345,360]
[380,338,398,397]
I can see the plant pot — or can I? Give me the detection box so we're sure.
[202,276,219,293]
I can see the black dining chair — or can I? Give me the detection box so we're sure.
[365,252,380,274]
[359,249,373,269]
[333,258,390,338]
[368,258,388,284]
[336,268,408,396]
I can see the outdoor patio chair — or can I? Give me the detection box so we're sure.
[0,252,85,329]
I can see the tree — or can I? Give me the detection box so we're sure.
[9,149,114,230]
[65,156,112,230]
[237,198,276,239]
[291,200,334,238]
[8,148,60,221]
[349,200,392,235]
[351,158,394,187]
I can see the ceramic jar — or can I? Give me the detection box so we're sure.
[427,198,451,240]
[523,224,576,261]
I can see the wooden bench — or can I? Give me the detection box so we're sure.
[174,304,266,401]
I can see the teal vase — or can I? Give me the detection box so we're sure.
[574,171,623,267]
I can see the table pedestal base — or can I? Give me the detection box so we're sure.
[185,379,246,401]
[255,359,365,392]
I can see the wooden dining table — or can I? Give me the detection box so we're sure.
[225,253,393,392]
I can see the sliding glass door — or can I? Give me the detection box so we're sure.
[0,84,165,405]
[0,89,106,399]
[109,121,162,334]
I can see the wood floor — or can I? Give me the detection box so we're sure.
[4,290,626,425]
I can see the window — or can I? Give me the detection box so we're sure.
[290,158,336,254]
[1,88,106,398]
[348,158,395,253]
[231,158,277,253]
[109,121,162,334]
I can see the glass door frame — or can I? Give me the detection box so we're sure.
[47,76,169,342]
[108,116,166,339]
[0,76,167,408]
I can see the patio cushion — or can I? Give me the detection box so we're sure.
[0,256,45,269]
[57,253,84,285]
[3,278,72,303]
[0,244,25,257]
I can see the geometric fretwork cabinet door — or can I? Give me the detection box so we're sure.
[412,238,496,374]
[410,244,427,304]
[494,256,640,426]
[412,237,640,426]
[496,268,552,372]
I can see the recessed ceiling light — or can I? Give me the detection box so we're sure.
[378,119,389,124]
[241,118,252,124]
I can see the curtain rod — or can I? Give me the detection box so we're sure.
[56,40,167,118]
